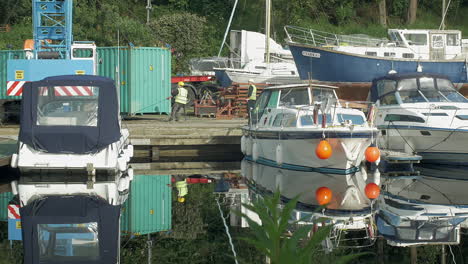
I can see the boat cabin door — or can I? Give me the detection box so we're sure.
[429,33,445,60]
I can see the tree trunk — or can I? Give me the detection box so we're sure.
[378,0,387,27]
[407,0,418,24]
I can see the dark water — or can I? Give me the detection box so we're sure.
[2,161,468,264]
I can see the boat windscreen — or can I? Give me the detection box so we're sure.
[37,86,99,127]
[279,88,309,106]
[436,78,468,102]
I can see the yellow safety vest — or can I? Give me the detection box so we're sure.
[175,87,188,105]
[175,180,188,197]
[248,84,257,100]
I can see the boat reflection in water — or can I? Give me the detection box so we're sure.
[377,165,468,247]
[241,159,377,250]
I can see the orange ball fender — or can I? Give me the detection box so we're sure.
[365,146,380,163]
[365,183,380,199]
[316,139,332,159]
[315,187,332,205]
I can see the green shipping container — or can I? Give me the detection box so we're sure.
[97,47,171,115]
[0,47,171,114]
[0,50,26,101]
[121,175,172,235]
[0,192,14,221]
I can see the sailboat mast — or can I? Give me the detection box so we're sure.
[265,0,271,64]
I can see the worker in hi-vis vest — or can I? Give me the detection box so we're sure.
[175,178,188,203]
[246,79,257,121]
[167,81,188,122]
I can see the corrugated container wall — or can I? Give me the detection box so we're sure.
[97,47,171,115]
[121,175,172,235]
[0,50,26,100]
[0,192,14,221]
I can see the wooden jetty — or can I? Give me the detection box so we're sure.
[0,115,246,174]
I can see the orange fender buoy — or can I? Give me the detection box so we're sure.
[365,183,380,199]
[365,146,380,163]
[316,139,332,159]
[315,187,332,205]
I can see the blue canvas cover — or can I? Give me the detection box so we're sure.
[20,195,121,264]
[369,72,450,103]
[19,75,121,154]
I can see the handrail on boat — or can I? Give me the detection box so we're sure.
[284,25,390,48]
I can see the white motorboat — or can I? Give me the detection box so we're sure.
[10,75,134,206]
[370,72,468,165]
[241,83,379,178]
[241,159,377,249]
[377,167,468,246]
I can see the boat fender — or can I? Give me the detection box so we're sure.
[241,136,246,154]
[10,153,18,168]
[118,177,130,193]
[252,142,259,161]
[117,157,127,171]
[245,137,253,156]
[241,159,248,177]
[275,144,283,165]
[252,162,259,181]
[11,181,18,195]
[126,145,134,159]
[127,167,134,181]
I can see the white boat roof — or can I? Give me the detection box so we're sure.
[388,28,462,34]
[264,83,338,90]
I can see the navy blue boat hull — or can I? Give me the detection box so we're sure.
[288,44,468,84]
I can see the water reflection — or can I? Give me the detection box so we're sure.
[242,157,468,249]
[241,159,376,250]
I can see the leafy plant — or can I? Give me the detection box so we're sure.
[237,190,367,264]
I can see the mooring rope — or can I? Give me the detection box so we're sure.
[216,198,239,264]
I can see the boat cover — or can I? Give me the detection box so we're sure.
[20,195,120,264]
[369,72,450,102]
[19,75,121,154]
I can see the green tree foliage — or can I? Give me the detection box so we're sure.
[238,190,367,264]
[149,13,210,74]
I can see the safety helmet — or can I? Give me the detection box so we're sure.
[177,197,185,203]
[248,79,254,83]
[178,81,185,86]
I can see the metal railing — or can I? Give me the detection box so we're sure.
[285,25,389,47]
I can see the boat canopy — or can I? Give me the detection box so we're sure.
[20,195,121,264]
[19,75,121,154]
[369,72,468,104]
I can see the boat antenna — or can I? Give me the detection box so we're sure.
[218,0,239,57]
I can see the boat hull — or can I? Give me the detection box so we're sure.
[243,129,375,174]
[288,44,468,98]
[379,126,468,165]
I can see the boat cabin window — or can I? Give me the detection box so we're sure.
[279,88,309,106]
[300,114,332,126]
[397,78,425,103]
[337,114,365,125]
[446,33,459,46]
[38,223,99,261]
[436,78,468,102]
[267,90,279,108]
[311,88,336,104]
[419,77,447,102]
[37,86,99,127]
[376,80,398,105]
[403,53,414,58]
[403,33,427,46]
[273,113,297,127]
[388,31,404,46]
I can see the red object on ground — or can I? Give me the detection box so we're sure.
[199,178,209,183]
[171,75,214,84]
[171,177,175,183]
[315,187,332,205]
[365,183,381,199]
